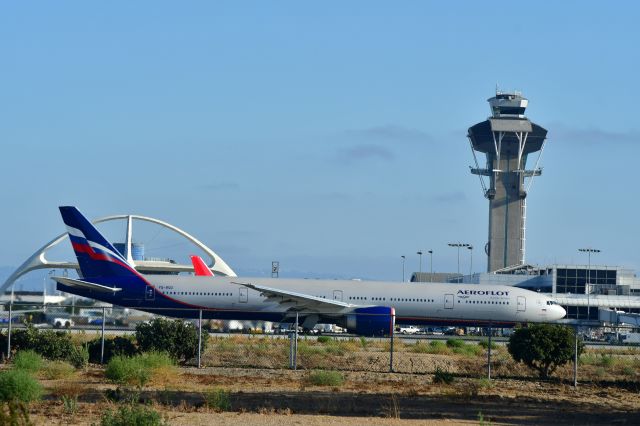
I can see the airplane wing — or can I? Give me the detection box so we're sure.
[52,276,122,293]
[232,282,355,313]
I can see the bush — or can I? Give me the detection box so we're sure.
[0,370,43,403]
[12,350,44,373]
[205,388,232,412]
[446,339,465,348]
[138,352,174,369]
[508,324,584,379]
[452,343,483,357]
[135,318,208,364]
[306,370,345,386]
[68,345,89,369]
[478,339,498,350]
[105,352,174,390]
[7,325,77,363]
[87,336,138,364]
[433,367,455,384]
[100,404,166,426]
[42,361,76,380]
[316,336,331,344]
[105,356,151,390]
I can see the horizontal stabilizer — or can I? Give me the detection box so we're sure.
[53,276,122,293]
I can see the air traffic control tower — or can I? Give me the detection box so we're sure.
[467,91,548,272]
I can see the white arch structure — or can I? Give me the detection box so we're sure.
[1,214,236,294]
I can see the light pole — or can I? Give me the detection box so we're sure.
[448,243,470,283]
[417,251,423,280]
[401,255,406,282]
[579,248,600,320]
[467,245,474,277]
[428,250,433,282]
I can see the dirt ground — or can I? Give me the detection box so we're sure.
[22,366,640,425]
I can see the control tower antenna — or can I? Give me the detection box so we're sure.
[467,90,548,272]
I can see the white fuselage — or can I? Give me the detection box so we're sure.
[146,276,566,325]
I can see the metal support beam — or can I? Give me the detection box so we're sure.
[197,309,203,369]
[100,307,106,364]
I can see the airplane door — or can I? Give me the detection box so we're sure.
[239,288,248,303]
[145,286,155,301]
[333,290,343,302]
[517,296,526,312]
[444,294,454,309]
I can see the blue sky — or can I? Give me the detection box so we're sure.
[1,2,639,287]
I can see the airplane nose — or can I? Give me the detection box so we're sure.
[555,305,567,319]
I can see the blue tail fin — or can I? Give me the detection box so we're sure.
[59,206,143,281]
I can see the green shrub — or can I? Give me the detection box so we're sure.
[428,340,450,354]
[105,353,174,390]
[452,343,483,357]
[42,361,76,380]
[105,356,151,390]
[410,341,430,353]
[478,339,498,350]
[135,318,208,364]
[205,388,232,412]
[306,370,345,386]
[7,325,81,365]
[138,352,174,369]
[622,366,635,377]
[359,336,368,348]
[324,345,346,356]
[68,345,89,369]
[508,324,583,379]
[446,338,464,348]
[100,404,166,426]
[87,336,138,364]
[432,367,455,384]
[0,370,43,403]
[598,354,615,368]
[61,395,78,415]
[12,350,44,373]
[316,336,331,344]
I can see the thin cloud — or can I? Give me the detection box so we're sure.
[551,124,640,145]
[345,125,433,145]
[335,144,394,164]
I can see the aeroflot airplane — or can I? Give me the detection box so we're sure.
[52,206,566,336]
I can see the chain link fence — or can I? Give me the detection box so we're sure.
[2,303,640,385]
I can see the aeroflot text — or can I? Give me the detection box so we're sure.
[457,290,510,296]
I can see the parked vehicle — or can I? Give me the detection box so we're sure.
[398,325,420,334]
[52,317,74,328]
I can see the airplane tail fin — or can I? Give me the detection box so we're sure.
[190,255,214,276]
[59,206,144,281]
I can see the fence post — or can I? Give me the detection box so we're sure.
[389,316,395,373]
[198,309,203,369]
[487,324,492,380]
[294,312,298,370]
[100,306,106,364]
[289,330,295,369]
[6,301,12,360]
[573,325,578,388]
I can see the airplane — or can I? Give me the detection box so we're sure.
[52,206,566,336]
